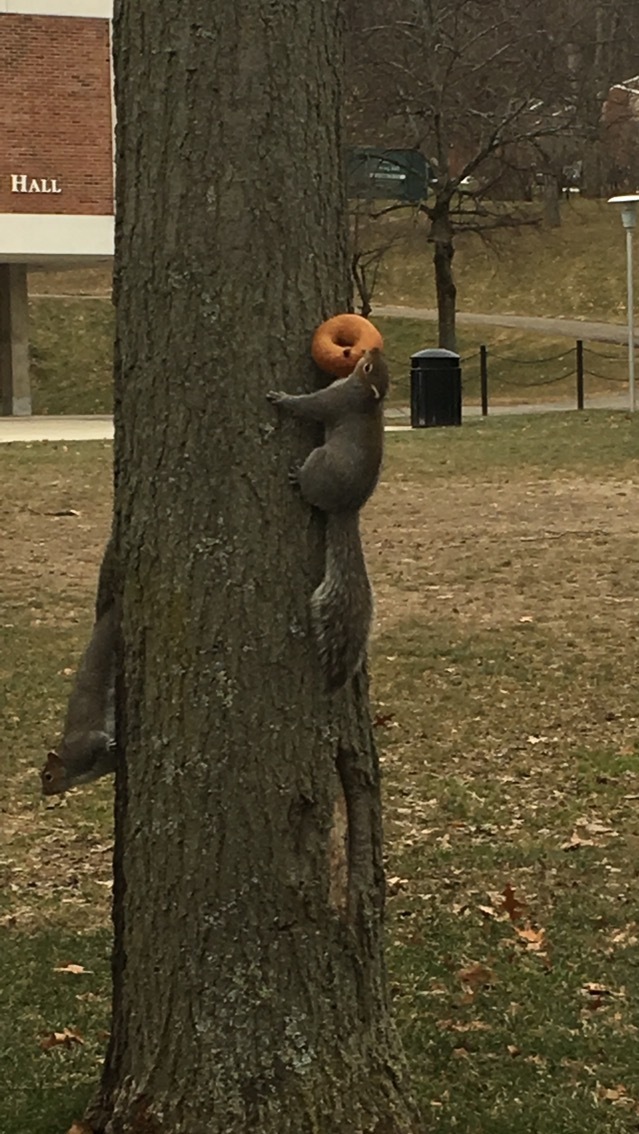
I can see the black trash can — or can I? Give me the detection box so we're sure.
[410,348,462,427]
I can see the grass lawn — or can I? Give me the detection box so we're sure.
[24,199,632,416]
[1,413,638,1132]
[29,299,114,416]
[25,301,629,416]
[372,197,629,323]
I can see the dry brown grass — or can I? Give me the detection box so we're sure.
[2,414,639,1132]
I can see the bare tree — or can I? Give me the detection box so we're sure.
[346,0,585,348]
[84,2,419,1133]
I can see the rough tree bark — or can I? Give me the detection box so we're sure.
[86,3,419,1133]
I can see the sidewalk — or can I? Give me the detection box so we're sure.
[385,390,629,426]
[0,415,114,444]
[0,399,629,445]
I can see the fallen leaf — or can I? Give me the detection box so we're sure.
[577,818,613,836]
[373,712,395,728]
[515,926,547,952]
[501,884,527,923]
[53,964,91,975]
[561,832,595,851]
[582,983,614,997]
[39,1027,84,1051]
[386,876,409,895]
[507,1044,521,1057]
[610,926,638,948]
[597,1083,629,1103]
[436,1018,491,1033]
[451,901,469,916]
[478,904,500,919]
[458,962,494,988]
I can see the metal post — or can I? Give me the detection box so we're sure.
[576,339,584,410]
[480,345,488,416]
[608,195,639,412]
[627,227,636,413]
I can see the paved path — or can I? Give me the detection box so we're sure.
[374,304,634,345]
[1,399,630,445]
[31,293,111,300]
[30,294,633,346]
[0,415,114,444]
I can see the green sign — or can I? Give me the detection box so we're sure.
[346,148,429,203]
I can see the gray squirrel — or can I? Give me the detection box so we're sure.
[267,346,389,691]
[41,536,118,795]
[41,345,389,792]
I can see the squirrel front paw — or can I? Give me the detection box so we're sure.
[266,390,287,405]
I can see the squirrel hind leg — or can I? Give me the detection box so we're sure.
[297,448,348,513]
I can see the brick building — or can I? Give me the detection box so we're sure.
[0,0,113,415]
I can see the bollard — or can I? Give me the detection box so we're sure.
[410,348,462,427]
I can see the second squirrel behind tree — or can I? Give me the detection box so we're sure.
[41,605,118,795]
[41,536,119,796]
[267,346,389,691]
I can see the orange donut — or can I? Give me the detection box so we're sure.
[311,314,384,377]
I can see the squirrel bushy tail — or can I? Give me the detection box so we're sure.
[311,511,373,692]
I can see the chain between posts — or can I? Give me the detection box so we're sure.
[461,339,627,414]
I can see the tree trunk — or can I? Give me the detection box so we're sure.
[542,172,561,228]
[86,3,419,1133]
[431,200,457,352]
[581,138,606,198]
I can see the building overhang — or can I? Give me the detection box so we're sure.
[0,2,112,16]
[0,213,114,262]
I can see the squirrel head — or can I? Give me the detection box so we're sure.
[41,751,68,796]
[353,348,390,402]
[41,731,117,796]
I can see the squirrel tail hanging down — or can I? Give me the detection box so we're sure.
[311,511,373,692]
[267,346,389,692]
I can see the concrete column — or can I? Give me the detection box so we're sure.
[0,264,31,417]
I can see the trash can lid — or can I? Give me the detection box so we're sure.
[411,348,460,360]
